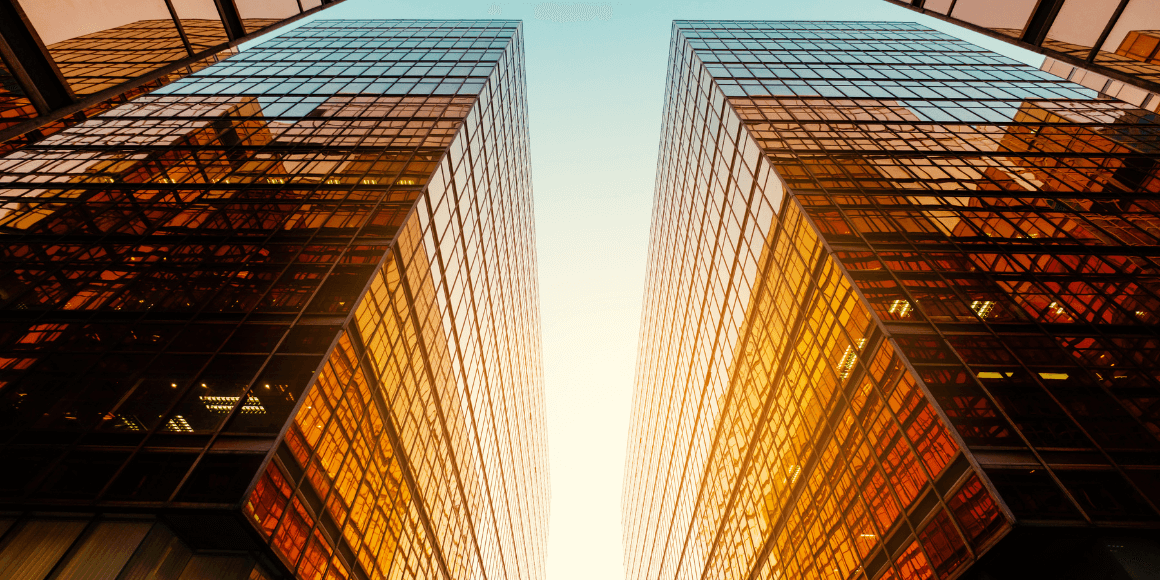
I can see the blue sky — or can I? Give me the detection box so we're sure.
[248,3,1041,578]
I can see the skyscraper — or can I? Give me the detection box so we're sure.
[879,0,1160,112]
[624,20,1160,580]
[0,19,548,580]
[1,0,347,151]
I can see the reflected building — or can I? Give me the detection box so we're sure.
[624,20,1160,580]
[880,0,1160,112]
[0,0,346,150]
[0,19,548,580]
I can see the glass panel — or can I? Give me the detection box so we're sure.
[223,354,324,434]
[171,0,232,53]
[106,452,198,500]
[96,354,211,433]
[22,0,190,95]
[0,20,547,576]
[925,0,954,16]
[177,453,266,502]
[0,60,36,130]
[1094,0,1160,86]
[1044,0,1123,59]
[236,0,301,36]
[162,354,266,434]
[38,450,132,499]
[949,0,1039,38]
[21,0,176,46]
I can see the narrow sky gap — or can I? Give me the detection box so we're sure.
[237,2,1046,579]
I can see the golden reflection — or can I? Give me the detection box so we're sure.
[0,20,545,580]
[618,20,1160,580]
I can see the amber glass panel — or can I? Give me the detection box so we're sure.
[1116,30,1160,64]
[227,20,548,580]
[1043,0,1124,59]
[625,22,999,580]
[1,17,546,580]
[0,61,36,131]
[626,19,1160,580]
[0,29,546,580]
[46,19,190,95]
[887,0,1160,100]
[1093,0,1160,86]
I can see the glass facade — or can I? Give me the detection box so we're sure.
[0,68,35,134]
[624,20,1160,580]
[882,0,1160,112]
[0,0,344,154]
[44,18,281,96]
[0,19,548,580]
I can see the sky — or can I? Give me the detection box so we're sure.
[250,3,1043,579]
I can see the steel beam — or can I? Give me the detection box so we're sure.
[0,0,74,114]
[1021,0,1066,46]
[214,0,248,42]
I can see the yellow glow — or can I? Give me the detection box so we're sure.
[970,299,995,318]
[200,395,266,414]
[976,371,1014,379]
[166,415,193,432]
[888,299,911,317]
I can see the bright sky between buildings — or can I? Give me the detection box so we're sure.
[243,3,1042,579]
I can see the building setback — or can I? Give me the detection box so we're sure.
[878,0,1160,112]
[0,19,548,580]
[624,20,1160,580]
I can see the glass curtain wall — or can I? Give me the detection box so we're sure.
[0,19,548,580]
[625,20,1160,580]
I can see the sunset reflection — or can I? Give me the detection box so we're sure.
[625,20,1160,580]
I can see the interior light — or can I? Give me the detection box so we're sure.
[888,299,911,317]
[976,371,1014,379]
[970,300,995,318]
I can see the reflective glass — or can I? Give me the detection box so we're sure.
[625,20,1160,580]
[883,0,1160,110]
[0,19,548,580]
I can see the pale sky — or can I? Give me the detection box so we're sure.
[247,3,1042,579]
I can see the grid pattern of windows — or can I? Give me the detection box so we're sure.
[882,0,1160,96]
[1,1,340,158]
[683,21,1095,104]
[625,20,1160,580]
[45,19,281,96]
[0,48,236,158]
[1117,30,1160,66]
[48,19,196,95]
[0,19,546,580]
[157,21,508,99]
[0,61,35,133]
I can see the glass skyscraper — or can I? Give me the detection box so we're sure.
[0,19,548,580]
[624,20,1160,580]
